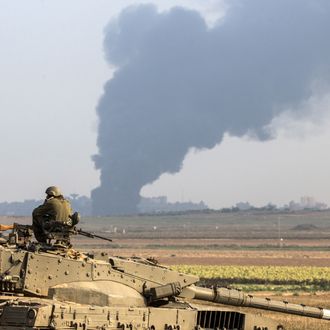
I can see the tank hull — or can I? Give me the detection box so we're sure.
[0,296,281,330]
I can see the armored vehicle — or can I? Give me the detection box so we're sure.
[0,223,329,330]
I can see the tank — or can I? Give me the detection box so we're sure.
[0,223,329,330]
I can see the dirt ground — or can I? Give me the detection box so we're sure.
[92,247,329,266]
[80,237,330,266]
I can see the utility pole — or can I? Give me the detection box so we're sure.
[278,216,283,248]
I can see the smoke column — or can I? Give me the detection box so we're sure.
[92,0,330,215]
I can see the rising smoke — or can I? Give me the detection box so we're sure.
[92,0,330,215]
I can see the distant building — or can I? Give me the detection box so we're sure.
[138,196,208,213]
[235,201,252,211]
[0,199,40,216]
[1,194,327,216]
[287,196,327,211]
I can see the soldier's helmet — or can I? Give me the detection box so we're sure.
[45,186,62,197]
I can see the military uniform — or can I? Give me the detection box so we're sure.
[32,195,73,243]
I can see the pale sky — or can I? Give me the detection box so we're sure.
[1,0,329,208]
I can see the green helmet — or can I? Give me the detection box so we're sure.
[45,186,62,197]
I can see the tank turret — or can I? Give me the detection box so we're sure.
[0,223,328,330]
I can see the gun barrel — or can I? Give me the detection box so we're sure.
[77,229,112,242]
[0,224,14,231]
[92,233,112,242]
[184,285,330,320]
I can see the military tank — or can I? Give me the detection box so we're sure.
[0,223,329,330]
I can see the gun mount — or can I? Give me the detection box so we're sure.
[7,222,112,249]
[0,224,328,330]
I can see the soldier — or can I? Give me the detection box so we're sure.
[32,186,73,243]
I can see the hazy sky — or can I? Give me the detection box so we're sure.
[1,0,329,208]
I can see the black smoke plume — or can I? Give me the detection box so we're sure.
[92,0,330,215]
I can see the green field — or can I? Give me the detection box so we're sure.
[171,265,330,292]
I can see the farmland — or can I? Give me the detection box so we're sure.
[172,265,330,291]
[1,209,330,269]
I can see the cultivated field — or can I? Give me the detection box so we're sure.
[1,210,330,329]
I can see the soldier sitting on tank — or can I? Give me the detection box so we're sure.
[32,186,78,245]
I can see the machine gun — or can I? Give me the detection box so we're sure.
[41,221,112,247]
[74,228,112,242]
[2,222,112,248]
[7,223,33,247]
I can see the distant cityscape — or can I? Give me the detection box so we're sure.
[0,195,327,216]
[234,196,328,212]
